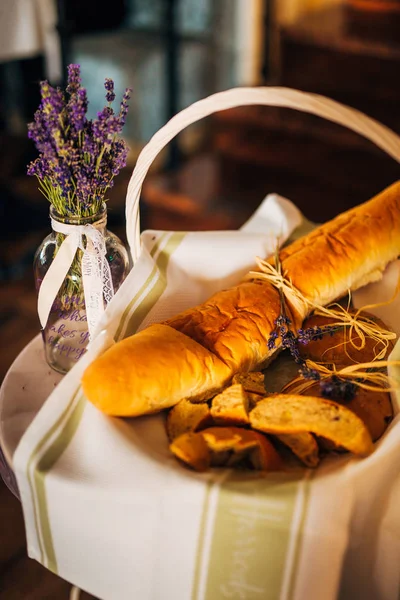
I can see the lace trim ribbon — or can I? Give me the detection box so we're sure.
[37,220,114,339]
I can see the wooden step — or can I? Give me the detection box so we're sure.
[279,4,400,131]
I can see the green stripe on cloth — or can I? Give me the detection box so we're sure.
[202,471,304,600]
[27,230,186,571]
[287,471,313,600]
[191,482,213,600]
[123,231,186,338]
[34,395,86,573]
[114,264,159,341]
[114,232,169,341]
[26,387,82,569]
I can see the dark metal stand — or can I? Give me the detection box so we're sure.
[56,0,73,87]
[164,0,181,170]
[261,0,273,82]
[55,0,182,168]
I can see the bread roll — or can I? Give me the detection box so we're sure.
[298,311,395,366]
[82,181,400,417]
[82,324,232,416]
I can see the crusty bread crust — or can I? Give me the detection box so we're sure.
[82,181,400,417]
[277,181,400,307]
[165,279,284,372]
[81,324,232,416]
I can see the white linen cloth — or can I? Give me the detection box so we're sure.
[12,194,400,600]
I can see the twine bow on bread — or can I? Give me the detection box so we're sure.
[38,220,114,338]
[312,302,398,361]
[283,360,400,396]
[246,256,310,323]
[247,254,398,359]
[245,252,400,394]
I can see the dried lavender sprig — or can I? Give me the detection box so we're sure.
[66,64,81,95]
[104,78,116,103]
[297,326,324,344]
[118,88,132,127]
[320,376,357,402]
[267,330,278,350]
[297,324,340,345]
[67,87,88,134]
[266,250,357,402]
[299,365,321,381]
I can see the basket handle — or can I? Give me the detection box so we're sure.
[125,86,400,260]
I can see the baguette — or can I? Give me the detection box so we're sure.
[82,181,400,417]
[276,180,400,306]
[82,324,232,416]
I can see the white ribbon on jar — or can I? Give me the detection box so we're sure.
[37,220,114,338]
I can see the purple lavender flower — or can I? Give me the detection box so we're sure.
[320,376,357,401]
[281,329,303,363]
[297,325,339,345]
[53,161,73,197]
[66,64,82,95]
[28,110,55,156]
[266,257,359,402]
[275,315,291,327]
[28,91,61,161]
[299,365,321,381]
[267,330,278,350]
[268,312,305,362]
[81,121,97,156]
[118,88,132,127]
[27,156,51,178]
[67,87,88,133]
[92,107,121,144]
[40,82,64,129]
[27,63,131,217]
[110,139,129,176]
[104,78,116,103]
[297,326,324,344]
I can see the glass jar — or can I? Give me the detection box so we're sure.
[33,204,130,374]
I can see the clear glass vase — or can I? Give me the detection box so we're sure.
[34,204,130,374]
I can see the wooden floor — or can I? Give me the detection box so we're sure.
[0,228,100,598]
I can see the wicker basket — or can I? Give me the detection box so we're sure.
[125,86,400,263]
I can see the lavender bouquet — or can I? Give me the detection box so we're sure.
[29,65,131,373]
[27,63,132,218]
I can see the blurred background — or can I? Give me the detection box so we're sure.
[0,0,400,596]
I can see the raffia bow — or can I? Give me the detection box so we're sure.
[246,255,400,393]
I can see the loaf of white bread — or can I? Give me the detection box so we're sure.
[81,181,400,416]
